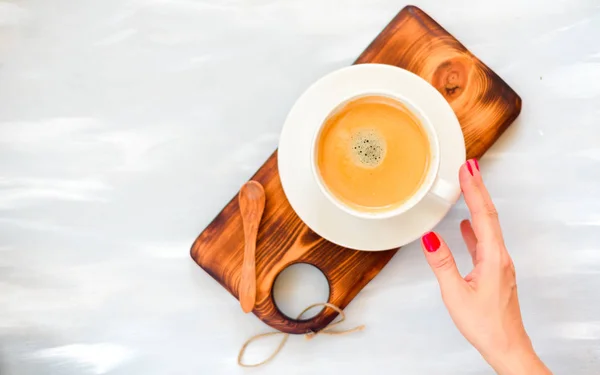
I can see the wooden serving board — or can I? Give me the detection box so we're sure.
[191,5,521,334]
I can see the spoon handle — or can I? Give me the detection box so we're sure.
[240,227,257,313]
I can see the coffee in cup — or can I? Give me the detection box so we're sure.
[314,94,433,215]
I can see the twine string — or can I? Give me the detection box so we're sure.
[237,302,365,367]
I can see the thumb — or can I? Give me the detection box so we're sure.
[421,232,463,290]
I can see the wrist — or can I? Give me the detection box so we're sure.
[484,339,551,375]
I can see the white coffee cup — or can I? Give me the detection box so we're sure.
[277,64,465,250]
[309,91,458,220]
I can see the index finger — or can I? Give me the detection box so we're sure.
[459,159,504,246]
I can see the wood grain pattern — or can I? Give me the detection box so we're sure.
[190,5,521,334]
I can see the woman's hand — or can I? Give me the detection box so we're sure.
[421,160,551,375]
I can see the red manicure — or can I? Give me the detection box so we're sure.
[422,232,440,253]
[466,160,474,176]
[473,159,480,171]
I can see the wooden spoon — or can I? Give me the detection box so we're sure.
[238,181,266,313]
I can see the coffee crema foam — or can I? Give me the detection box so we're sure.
[350,129,386,168]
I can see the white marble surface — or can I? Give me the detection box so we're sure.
[1,0,599,374]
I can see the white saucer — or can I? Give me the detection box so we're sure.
[278,64,466,251]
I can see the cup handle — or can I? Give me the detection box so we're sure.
[429,177,460,205]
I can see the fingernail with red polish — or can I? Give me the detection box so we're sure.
[466,161,474,176]
[473,159,480,171]
[422,232,441,253]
